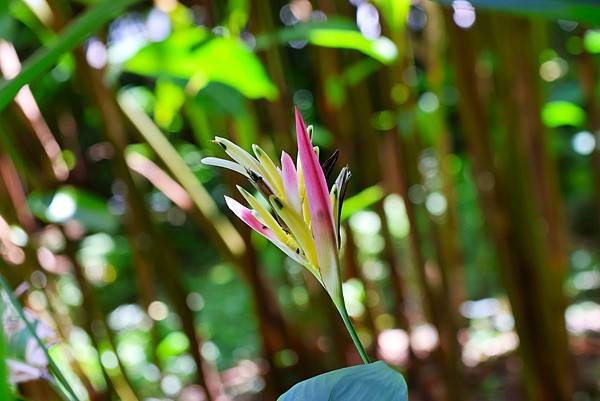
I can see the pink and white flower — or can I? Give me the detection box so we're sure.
[202,108,351,302]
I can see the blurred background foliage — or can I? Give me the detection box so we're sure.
[0,0,600,400]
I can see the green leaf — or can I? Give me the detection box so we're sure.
[154,78,186,129]
[157,331,189,361]
[583,30,600,54]
[255,17,355,48]
[0,0,141,112]
[541,100,586,128]
[373,0,410,36]
[278,361,407,401]
[0,296,14,401]
[125,29,278,100]
[0,0,16,41]
[27,186,119,233]
[255,18,398,64]
[435,0,600,26]
[227,0,250,36]
[308,30,398,64]
[341,185,385,221]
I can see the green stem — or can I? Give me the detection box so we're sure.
[0,294,14,401]
[337,298,370,364]
[0,275,81,401]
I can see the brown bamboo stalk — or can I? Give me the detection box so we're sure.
[252,0,294,151]
[445,11,572,401]
[489,15,571,401]
[378,24,464,401]
[0,41,69,182]
[421,1,466,313]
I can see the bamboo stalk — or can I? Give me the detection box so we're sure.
[377,21,465,401]
[0,41,69,182]
[445,11,572,401]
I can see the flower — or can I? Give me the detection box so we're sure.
[202,108,351,303]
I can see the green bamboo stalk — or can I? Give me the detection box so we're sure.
[118,91,246,262]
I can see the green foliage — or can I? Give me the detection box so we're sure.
[436,0,600,25]
[541,100,586,128]
[27,186,119,233]
[256,18,398,64]
[2,0,600,400]
[308,30,398,64]
[125,28,278,100]
[341,185,385,221]
[583,30,600,53]
[157,331,189,361]
[0,0,141,112]
[154,78,186,129]
[278,361,408,401]
[373,0,410,35]
[227,0,250,36]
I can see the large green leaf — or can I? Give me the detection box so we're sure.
[436,0,600,26]
[125,29,278,100]
[0,0,141,112]
[278,361,408,401]
[255,18,398,64]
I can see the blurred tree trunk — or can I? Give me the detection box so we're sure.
[445,12,572,401]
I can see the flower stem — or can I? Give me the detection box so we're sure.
[337,298,370,364]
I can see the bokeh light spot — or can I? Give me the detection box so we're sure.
[572,131,596,155]
[148,300,169,321]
